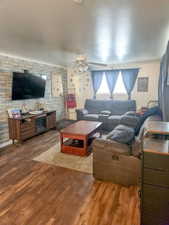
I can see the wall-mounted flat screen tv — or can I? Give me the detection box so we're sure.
[12,72,46,100]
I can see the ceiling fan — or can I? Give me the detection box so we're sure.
[72,55,111,73]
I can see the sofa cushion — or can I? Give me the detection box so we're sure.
[85,99,113,114]
[104,115,122,131]
[107,125,135,144]
[84,99,136,115]
[111,100,136,115]
[83,114,99,121]
[108,115,122,124]
[121,115,140,129]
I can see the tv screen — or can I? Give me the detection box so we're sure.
[12,72,46,100]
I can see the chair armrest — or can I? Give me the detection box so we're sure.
[132,137,142,158]
[92,138,141,186]
[92,138,131,156]
[76,109,88,120]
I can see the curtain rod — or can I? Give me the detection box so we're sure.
[91,67,141,72]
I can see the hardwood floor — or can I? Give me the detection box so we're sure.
[0,130,140,225]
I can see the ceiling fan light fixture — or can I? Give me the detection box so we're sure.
[72,61,89,74]
[73,0,84,4]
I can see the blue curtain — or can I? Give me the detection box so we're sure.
[91,71,103,98]
[105,70,120,98]
[158,55,165,119]
[121,68,139,100]
[158,41,169,121]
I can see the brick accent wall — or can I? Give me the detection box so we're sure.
[0,55,67,145]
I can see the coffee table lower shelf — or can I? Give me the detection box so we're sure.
[60,133,100,156]
[61,145,92,156]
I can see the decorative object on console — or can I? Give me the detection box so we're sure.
[7,109,21,118]
[7,109,13,118]
[21,103,29,114]
[29,110,44,115]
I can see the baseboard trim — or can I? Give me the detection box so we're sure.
[0,140,12,149]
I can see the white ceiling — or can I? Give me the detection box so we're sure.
[0,0,169,66]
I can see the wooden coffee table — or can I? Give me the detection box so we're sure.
[60,120,102,156]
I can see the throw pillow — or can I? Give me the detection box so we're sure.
[100,110,111,115]
[107,125,135,144]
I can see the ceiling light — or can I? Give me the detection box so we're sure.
[72,62,89,74]
[73,0,84,4]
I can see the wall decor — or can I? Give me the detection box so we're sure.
[137,77,149,92]
[52,72,63,97]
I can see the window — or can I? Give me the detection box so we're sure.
[114,72,127,94]
[97,71,127,95]
[97,73,109,94]
[41,75,47,80]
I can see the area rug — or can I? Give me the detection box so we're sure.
[33,144,92,174]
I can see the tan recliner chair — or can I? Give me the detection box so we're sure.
[92,138,141,187]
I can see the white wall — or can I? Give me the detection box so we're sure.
[0,54,67,145]
[67,68,93,119]
[67,60,160,119]
[97,60,160,109]
[132,60,160,109]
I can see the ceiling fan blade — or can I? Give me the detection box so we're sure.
[88,62,108,67]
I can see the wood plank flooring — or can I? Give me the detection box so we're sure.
[0,130,140,225]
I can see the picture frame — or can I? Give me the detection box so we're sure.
[137,77,149,92]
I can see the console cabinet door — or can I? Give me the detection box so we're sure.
[47,112,56,129]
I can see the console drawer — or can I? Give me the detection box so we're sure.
[46,112,56,129]
[20,120,34,130]
[20,120,35,140]
[21,128,35,140]
[144,168,169,187]
[144,151,169,171]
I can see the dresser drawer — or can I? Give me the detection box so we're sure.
[143,184,169,208]
[144,168,169,187]
[142,210,169,225]
[142,184,169,225]
[144,151,169,171]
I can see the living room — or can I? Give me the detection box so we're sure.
[0,0,169,225]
